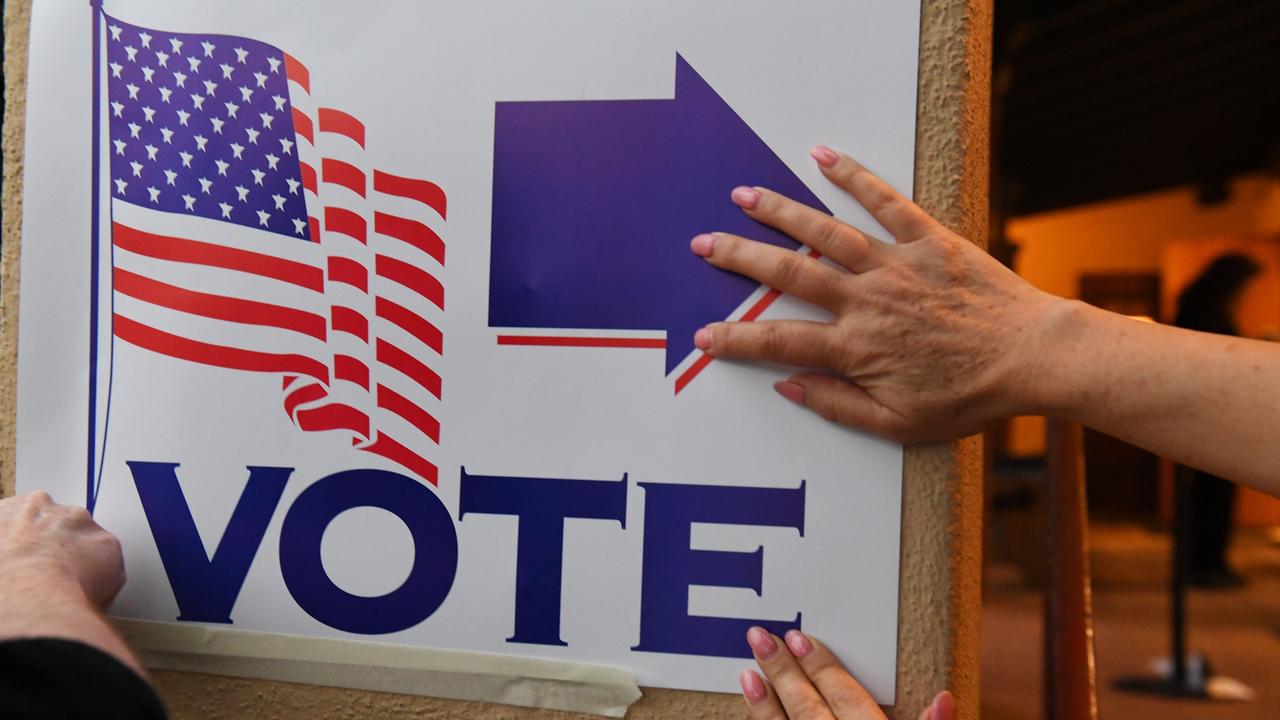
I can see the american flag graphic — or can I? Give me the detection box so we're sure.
[102,15,446,485]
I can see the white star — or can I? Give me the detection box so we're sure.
[203,79,217,96]
[210,117,225,134]
[245,127,260,144]
[182,193,196,210]
[124,46,138,62]
[155,51,169,68]
[265,153,280,170]
[253,72,268,88]
[109,62,123,78]
[259,112,274,130]
[114,178,128,194]
[176,109,191,126]
[202,41,216,58]
[110,101,124,118]
[190,94,205,110]
[285,177,300,195]
[160,127,174,144]
[251,168,266,185]
[141,106,156,123]
[188,56,202,73]
[229,143,245,160]
[215,159,230,176]
[113,139,127,155]
[159,87,173,103]
[220,63,235,80]
[144,144,158,160]
[169,37,184,54]
[194,135,209,151]
[235,185,250,202]
[271,193,286,210]
[141,66,155,83]
[239,86,254,103]
[267,57,282,74]
[164,169,178,186]
[293,218,307,235]
[179,151,193,168]
[224,101,240,119]
[127,122,141,138]
[173,71,187,88]
[147,186,161,203]
[198,177,213,194]
[219,202,232,218]
[234,47,249,64]
[138,32,152,49]
[256,209,270,227]
[271,94,286,111]
[125,83,140,100]
[129,161,143,177]
[279,137,293,155]
[109,25,122,41]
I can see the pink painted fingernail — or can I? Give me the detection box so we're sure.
[785,630,814,658]
[694,327,712,351]
[811,145,839,167]
[747,626,778,657]
[731,186,761,209]
[690,233,715,257]
[773,381,805,406]
[739,669,767,703]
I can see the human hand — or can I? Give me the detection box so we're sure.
[741,626,954,720]
[690,146,1064,443]
[0,492,126,609]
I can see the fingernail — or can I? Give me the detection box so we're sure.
[731,186,761,209]
[694,326,712,351]
[932,691,955,720]
[785,630,814,658]
[773,381,805,406]
[690,233,715,257]
[739,669,767,703]
[746,626,778,657]
[811,145,838,168]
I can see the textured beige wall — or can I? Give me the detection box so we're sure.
[1,0,991,717]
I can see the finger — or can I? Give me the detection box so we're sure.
[747,626,834,720]
[740,669,789,720]
[697,320,834,367]
[809,146,937,241]
[776,373,908,441]
[918,691,955,720]
[784,631,884,719]
[730,186,885,273]
[691,232,851,312]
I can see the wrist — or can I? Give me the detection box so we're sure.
[1000,295,1096,418]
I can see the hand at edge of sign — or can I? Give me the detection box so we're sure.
[689,145,1064,444]
[739,626,954,720]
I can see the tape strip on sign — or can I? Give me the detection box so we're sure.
[114,619,642,718]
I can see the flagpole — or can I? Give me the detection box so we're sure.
[87,0,103,512]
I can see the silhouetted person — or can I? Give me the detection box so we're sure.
[1173,253,1262,588]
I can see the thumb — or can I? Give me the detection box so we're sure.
[916,691,955,720]
[774,373,906,440]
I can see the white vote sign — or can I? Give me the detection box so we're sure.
[15,0,919,700]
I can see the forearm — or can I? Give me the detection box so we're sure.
[1024,300,1280,492]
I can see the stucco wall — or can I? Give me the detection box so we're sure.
[1,0,991,717]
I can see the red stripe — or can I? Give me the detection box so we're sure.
[283,375,299,391]
[322,158,366,197]
[376,254,444,310]
[283,52,310,93]
[308,216,321,242]
[330,306,369,340]
[297,403,370,437]
[375,297,442,354]
[673,288,785,395]
[283,381,326,418]
[292,108,314,144]
[113,314,328,383]
[318,108,365,147]
[300,163,318,194]
[377,384,440,443]
[114,268,326,340]
[324,207,367,243]
[374,212,445,265]
[497,335,665,349]
[113,222,322,292]
[377,339,441,399]
[362,432,438,485]
[327,256,368,291]
[373,170,447,220]
[334,354,370,389]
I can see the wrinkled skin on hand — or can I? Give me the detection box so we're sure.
[0,492,125,608]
